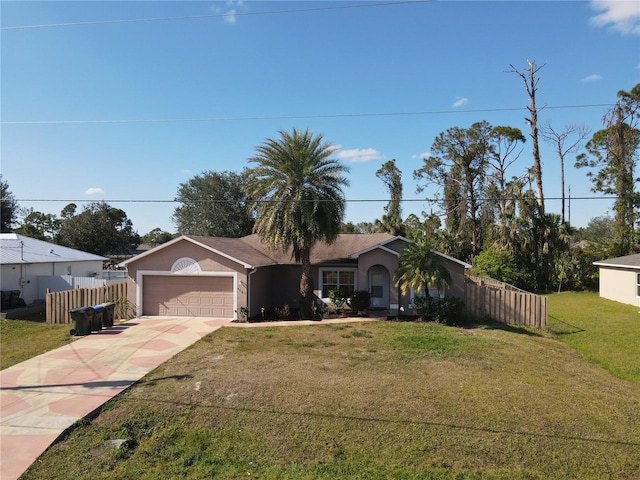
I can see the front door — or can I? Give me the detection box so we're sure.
[369,267,389,308]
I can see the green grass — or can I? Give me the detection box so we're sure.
[0,313,77,369]
[22,321,640,479]
[547,291,640,385]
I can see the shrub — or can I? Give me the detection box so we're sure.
[430,297,465,326]
[348,290,370,315]
[328,288,349,311]
[411,295,431,320]
[275,304,291,319]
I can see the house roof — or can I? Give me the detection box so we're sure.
[593,253,640,270]
[0,233,108,265]
[122,233,471,269]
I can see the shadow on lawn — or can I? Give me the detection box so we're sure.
[466,320,546,337]
[546,315,586,335]
[121,395,640,448]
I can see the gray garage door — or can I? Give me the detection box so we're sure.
[142,275,234,318]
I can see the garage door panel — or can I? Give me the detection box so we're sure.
[143,275,234,318]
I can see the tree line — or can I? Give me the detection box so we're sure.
[2,75,638,294]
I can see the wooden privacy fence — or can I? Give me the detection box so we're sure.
[464,275,547,329]
[46,282,127,325]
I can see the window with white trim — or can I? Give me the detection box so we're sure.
[320,269,356,298]
[636,273,640,297]
[410,285,445,302]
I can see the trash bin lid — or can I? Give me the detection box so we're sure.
[92,305,105,310]
[70,307,93,313]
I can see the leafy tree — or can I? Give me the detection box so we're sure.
[141,228,176,245]
[244,128,349,318]
[375,159,405,236]
[576,84,640,256]
[575,215,614,243]
[414,121,492,259]
[486,125,526,225]
[470,247,521,286]
[60,203,77,219]
[395,236,452,305]
[173,170,254,237]
[341,221,377,234]
[56,202,141,256]
[0,175,18,232]
[15,208,60,241]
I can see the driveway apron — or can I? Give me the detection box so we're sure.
[0,316,232,480]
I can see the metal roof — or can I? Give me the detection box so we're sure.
[0,234,108,265]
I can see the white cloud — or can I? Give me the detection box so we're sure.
[210,1,244,24]
[580,74,603,82]
[335,146,383,163]
[181,169,192,175]
[411,151,432,160]
[224,9,237,24]
[452,96,468,108]
[84,187,105,195]
[590,0,640,35]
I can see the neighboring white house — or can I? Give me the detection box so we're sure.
[0,233,108,305]
[593,253,640,307]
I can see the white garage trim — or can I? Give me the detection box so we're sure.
[136,270,238,319]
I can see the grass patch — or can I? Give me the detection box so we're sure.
[0,315,76,369]
[22,321,640,479]
[548,291,640,385]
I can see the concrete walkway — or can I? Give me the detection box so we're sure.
[0,316,232,480]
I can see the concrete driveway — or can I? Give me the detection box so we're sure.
[0,316,232,480]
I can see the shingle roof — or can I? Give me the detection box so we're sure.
[122,233,471,269]
[0,234,108,265]
[188,233,401,266]
[593,253,640,269]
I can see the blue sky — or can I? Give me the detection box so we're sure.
[2,0,639,236]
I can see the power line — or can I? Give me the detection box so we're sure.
[0,1,434,30]
[10,196,619,204]
[0,104,614,126]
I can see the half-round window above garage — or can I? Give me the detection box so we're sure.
[171,257,201,274]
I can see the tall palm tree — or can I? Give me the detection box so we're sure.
[245,128,349,318]
[395,236,452,316]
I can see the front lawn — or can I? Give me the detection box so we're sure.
[22,321,640,479]
[547,291,640,385]
[0,314,77,369]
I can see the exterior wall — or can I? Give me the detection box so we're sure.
[1,261,104,305]
[125,240,247,318]
[441,257,466,301]
[247,264,302,317]
[599,267,639,307]
[358,249,400,308]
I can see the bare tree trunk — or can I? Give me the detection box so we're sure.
[541,122,590,224]
[510,61,546,216]
[299,249,314,319]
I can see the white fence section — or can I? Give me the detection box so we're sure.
[101,270,128,280]
[38,275,112,299]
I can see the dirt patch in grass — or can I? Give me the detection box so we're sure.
[23,322,640,479]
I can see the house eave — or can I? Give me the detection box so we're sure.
[120,235,255,269]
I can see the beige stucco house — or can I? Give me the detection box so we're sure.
[121,233,471,320]
[594,253,640,307]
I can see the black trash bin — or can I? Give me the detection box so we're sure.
[9,290,21,309]
[1,291,11,311]
[69,307,94,336]
[91,305,105,331]
[100,302,115,327]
